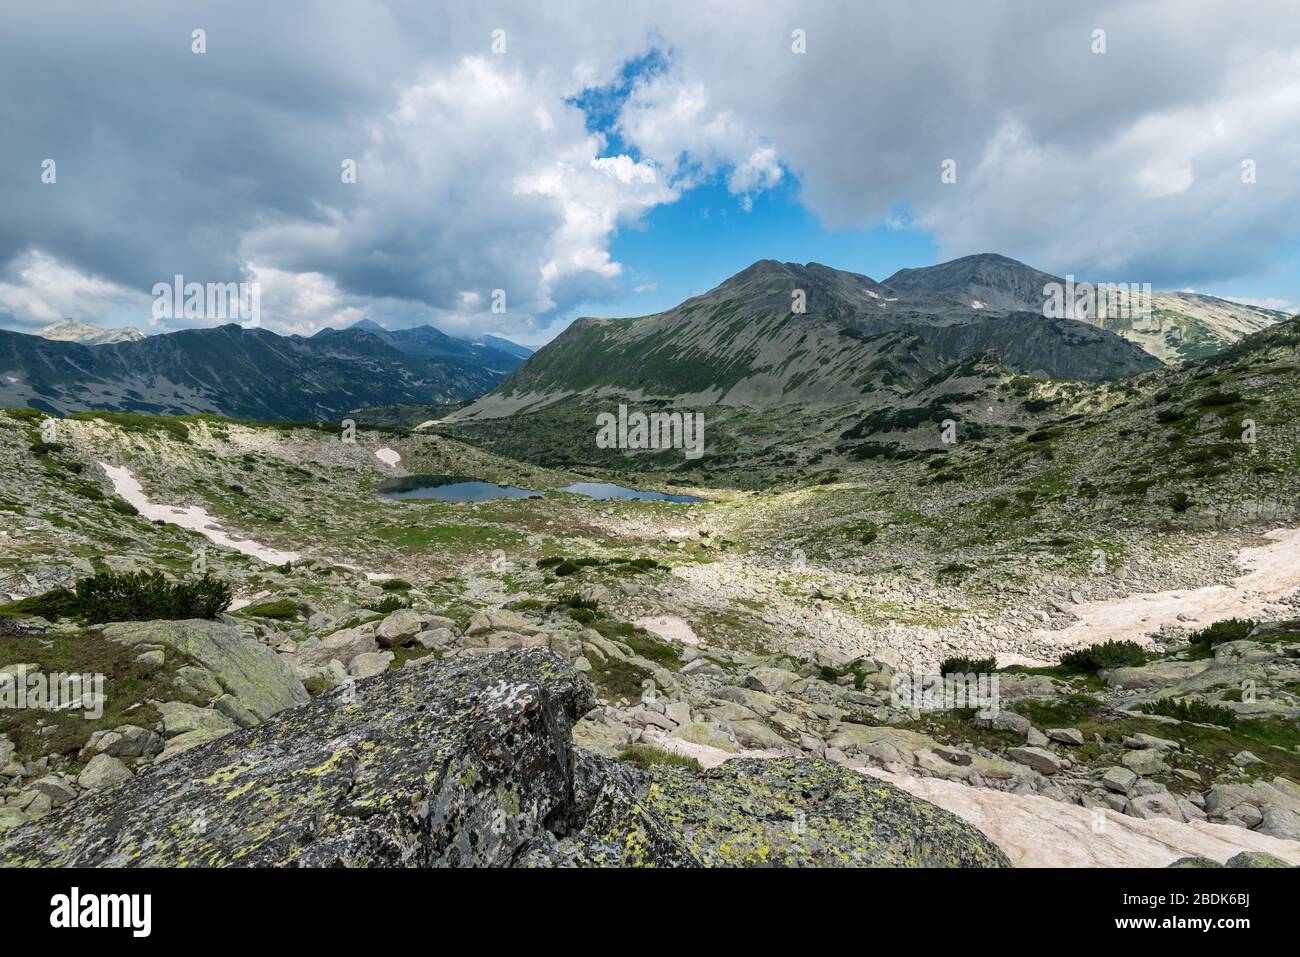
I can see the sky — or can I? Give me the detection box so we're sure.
[2,1,1299,347]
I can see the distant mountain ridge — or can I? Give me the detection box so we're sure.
[456,256,1162,422]
[456,254,1286,422]
[313,319,529,372]
[0,321,527,421]
[33,318,148,345]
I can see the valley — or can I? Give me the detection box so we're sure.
[1,257,1298,870]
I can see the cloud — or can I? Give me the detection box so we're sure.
[1218,294,1298,314]
[1,0,1298,338]
[0,250,150,330]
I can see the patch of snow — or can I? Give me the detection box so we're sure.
[970,299,986,309]
[374,447,401,467]
[863,768,1300,868]
[635,615,701,645]
[229,589,270,612]
[1031,526,1300,659]
[99,462,300,566]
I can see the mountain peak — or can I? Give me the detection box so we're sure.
[34,318,148,346]
[883,254,1063,313]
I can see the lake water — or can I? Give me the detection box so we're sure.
[377,475,701,503]
[557,482,702,503]
[376,477,540,502]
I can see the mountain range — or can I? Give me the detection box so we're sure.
[456,254,1284,421]
[0,320,530,421]
[1,255,1284,425]
[32,318,148,346]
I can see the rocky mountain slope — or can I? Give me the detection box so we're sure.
[457,256,1282,442]
[32,319,148,346]
[885,254,1284,363]
[1,339,1297,867]
[0,647,1007,867]
[467,258,1159,416]
[0,322,521,420]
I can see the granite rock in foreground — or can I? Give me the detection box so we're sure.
[2,649,1008,868]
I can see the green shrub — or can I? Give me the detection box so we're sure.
[0,587,80,620]
[1188,618,1257,648]
[1059,639,1146,672]
[380,578,412,592]
[237,598,301,620]
[1140,698,1237,728]
[617,745,702,772]
[374,595,408,613]
[536,556,564,568]
[939,656,996,676]
[108,497,139,516]
[74,571,231,621]
[1169,491,1194,513]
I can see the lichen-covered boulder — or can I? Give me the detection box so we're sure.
[1,648,592,867]
[101,619,308,721]
[528,755,1012,868]
[2,650,1009,869]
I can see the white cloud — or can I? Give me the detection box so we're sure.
[1218,294,1297,314]
[0,250,150,329]
[2,0,1299,340]
[241,56,675,336]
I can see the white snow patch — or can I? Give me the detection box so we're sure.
[641,737,1300,867]
[99,462,300,566]
[229,589,271,612]
[635,615,701,645]
[863,768,1300,868]
[374,447,401,467]
[1029,526,1300,661]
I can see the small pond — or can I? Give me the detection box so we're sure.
[376,475,702,503]
[557,481,702,503]
[376,477,540,502]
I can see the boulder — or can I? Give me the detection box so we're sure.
[375,609,422,647]
[1101,766,1138,793]
[529,756,1012,868]
[293,625,378,670]
[0,650,1011,869]
[1120,749,1167,777]
[349,651,394,679]
[77,754,131,791]
[157,701,237,738]
[1125,792,1185,822]
[103,619,307,721]
[745,667,801,694]
[1104,660,1210,690]
[1006,746,1064,775]
[1046,728,1084,746]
